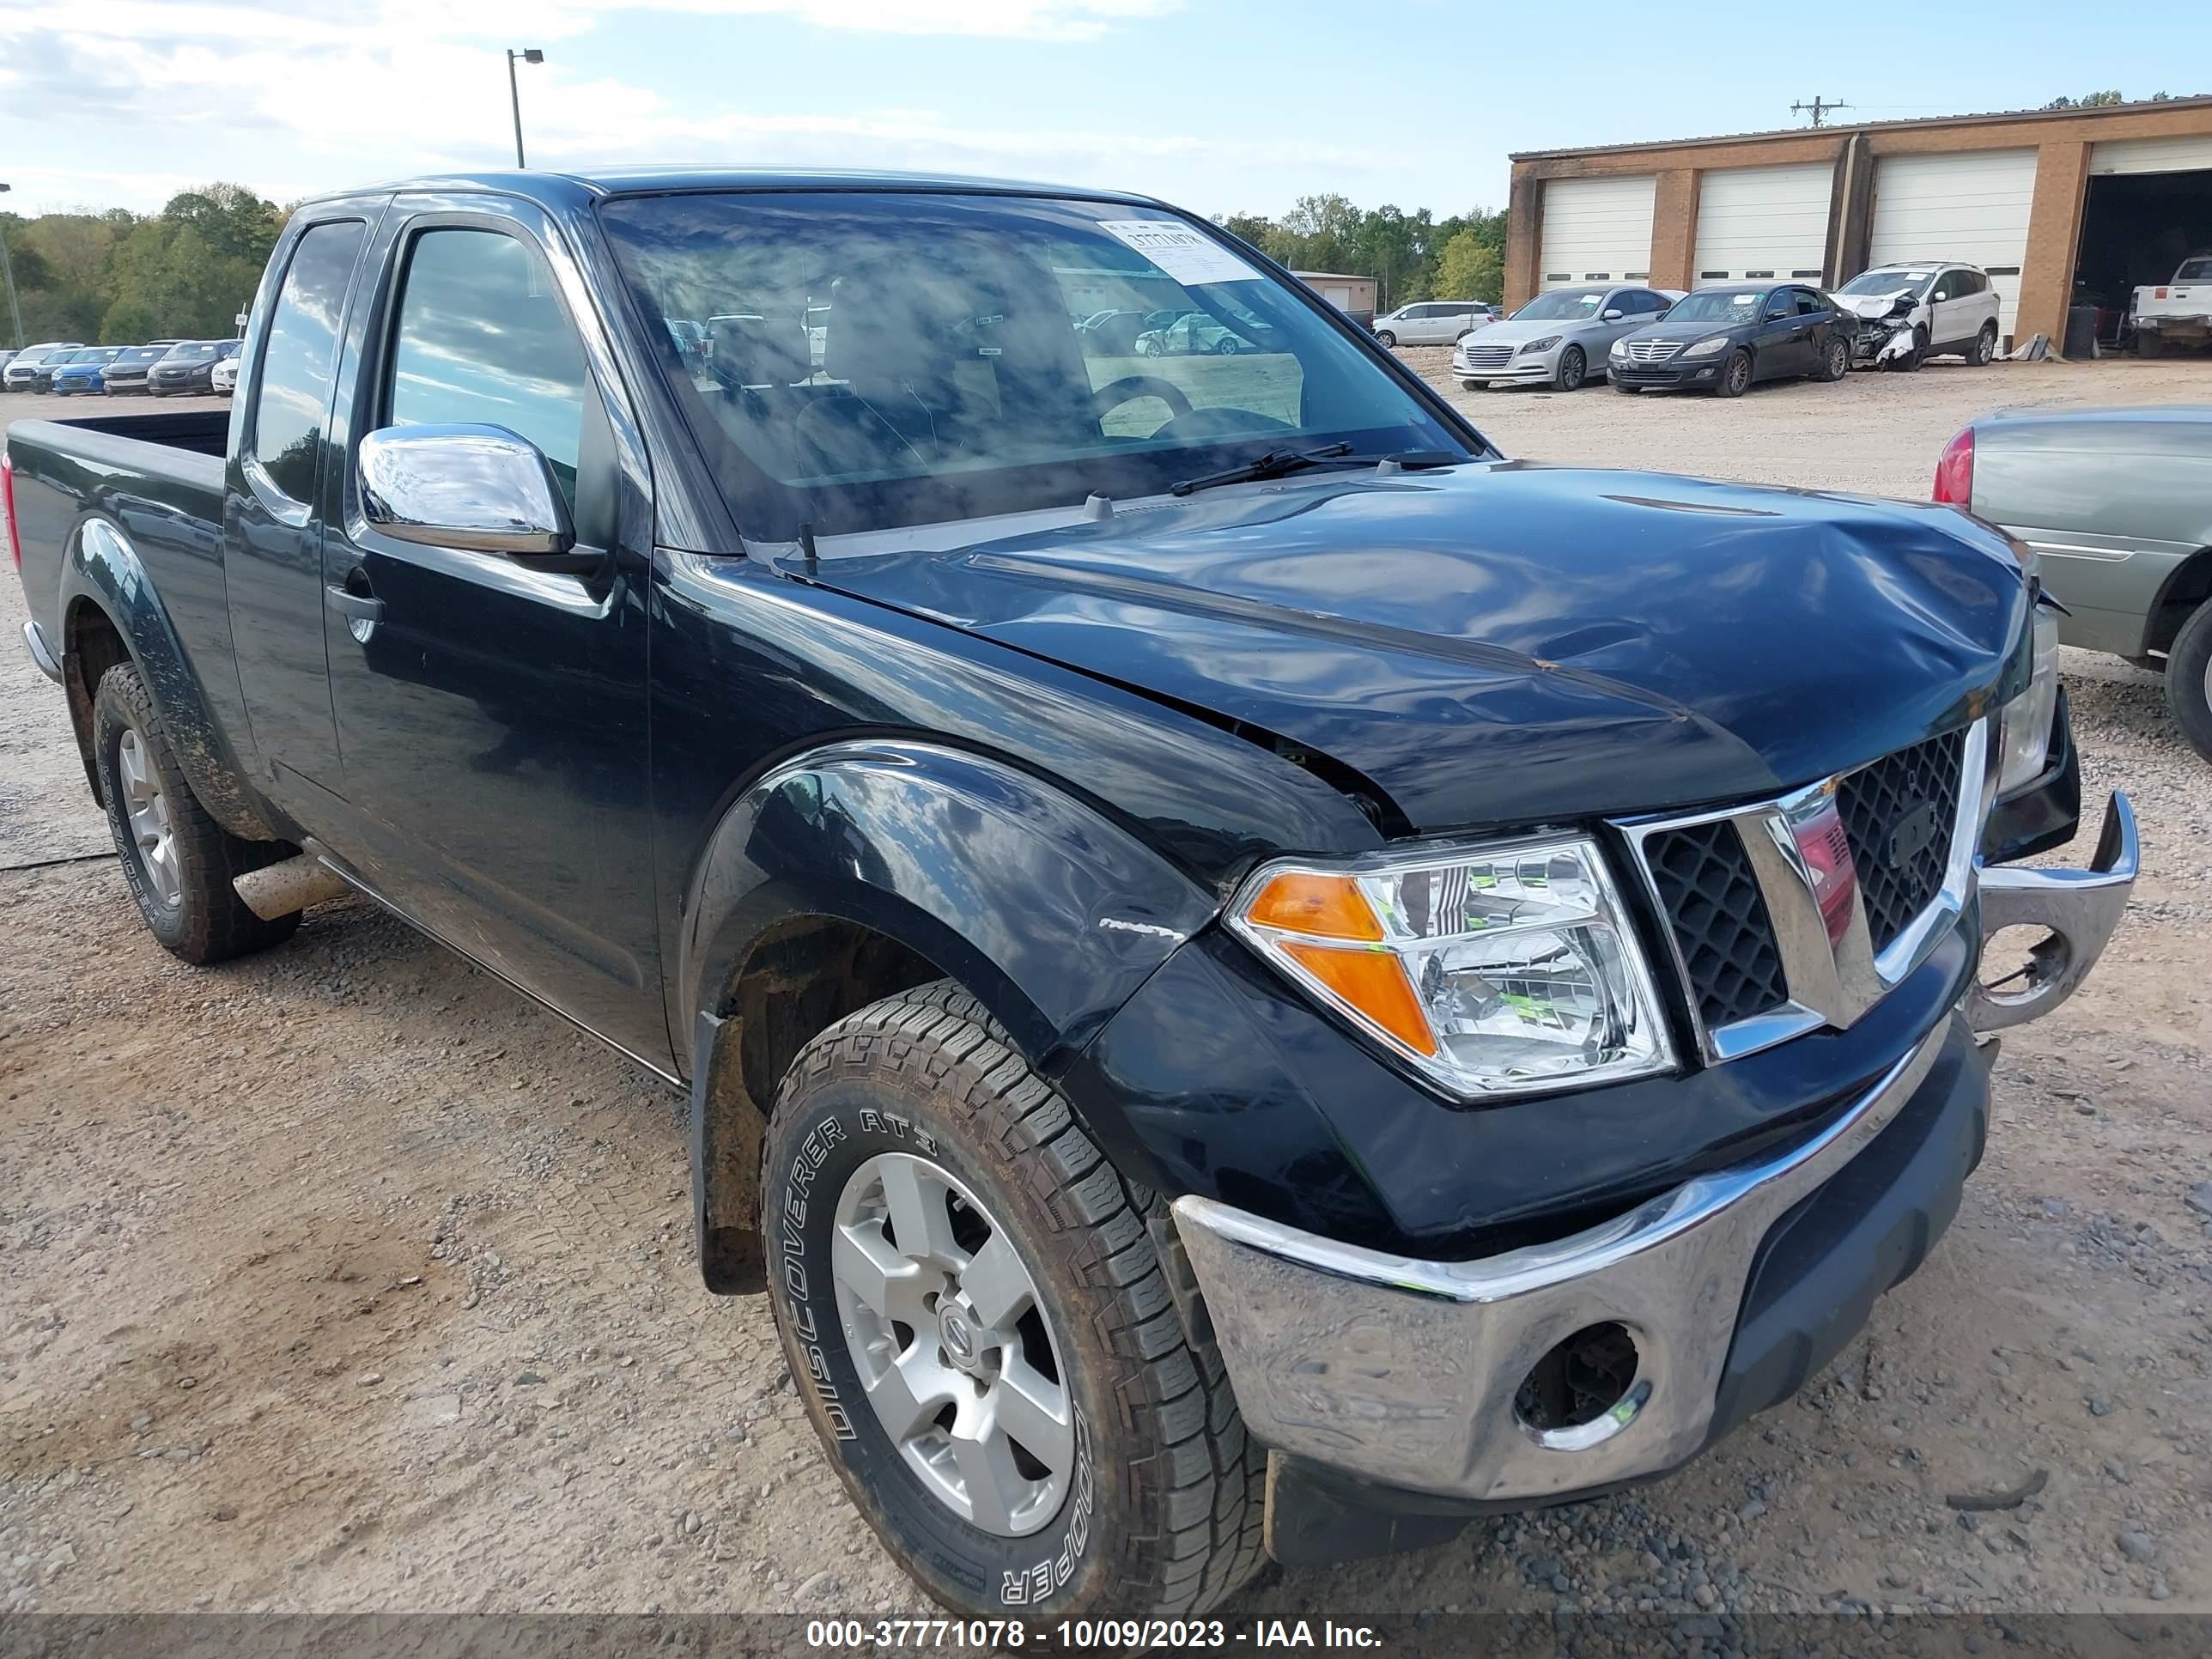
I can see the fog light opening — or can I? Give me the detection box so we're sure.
[1979,924,2069,1008]
[1515,1322,1644,1449]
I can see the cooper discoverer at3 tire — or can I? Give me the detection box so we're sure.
[761,982,1265,1620]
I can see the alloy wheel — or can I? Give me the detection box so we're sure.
[830,1152,1073,1537]
[117,726,182,908]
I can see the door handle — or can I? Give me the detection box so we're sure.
[325,585,384,625]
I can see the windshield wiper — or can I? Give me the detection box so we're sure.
[1170,442,1355,496]
[1170,445,1468,496]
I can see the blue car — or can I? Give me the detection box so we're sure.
[51,347,126,397]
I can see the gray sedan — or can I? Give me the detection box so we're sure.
[1454,284,1680,391]
[1942,405,2212,759]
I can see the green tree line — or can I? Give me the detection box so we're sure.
[1218,196,1510,308]
[2,183,285,347]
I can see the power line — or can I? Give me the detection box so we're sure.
[1791,96,1850,127]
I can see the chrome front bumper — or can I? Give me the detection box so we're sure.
[1174,796,2136,1504]
[1966,791,2136,1032]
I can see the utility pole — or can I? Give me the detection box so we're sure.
[1791,96,1849,128]
[506,48,545,167]
[0,184,22,349]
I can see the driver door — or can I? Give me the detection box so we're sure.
[317,199,669,1064]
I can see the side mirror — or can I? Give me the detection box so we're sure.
[359,424,582,565]
[1602,308,1624,321]
[1931,291,1948,302]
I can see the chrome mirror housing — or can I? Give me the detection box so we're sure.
[358,424,575,557]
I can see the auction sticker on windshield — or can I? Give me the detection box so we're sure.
[1097,220,1261,286]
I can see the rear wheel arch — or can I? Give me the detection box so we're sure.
[63,594,133,802]
[2145,545,2212,656]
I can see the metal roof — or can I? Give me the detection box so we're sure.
[319,166,1164,206]
[1510,93,2212,162]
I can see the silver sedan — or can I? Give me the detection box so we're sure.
[1454,284,1680,391]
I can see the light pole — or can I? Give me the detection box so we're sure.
[506,48,544,167]
[0,184,23,349]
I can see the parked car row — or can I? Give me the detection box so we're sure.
[1438,263,2005,396]
[3,337,241,397]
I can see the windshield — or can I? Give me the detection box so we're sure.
[1510,289,1609,322]
[1666,288,1770,323]
[599,191,1468,538]
[120,347,167,364]
[164,343,218,361]
[1838,268,1935,297]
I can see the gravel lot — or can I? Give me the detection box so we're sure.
[3,368,2208,1623]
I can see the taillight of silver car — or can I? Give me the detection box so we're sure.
[3,451,19,574]
[1932,426,1974,506]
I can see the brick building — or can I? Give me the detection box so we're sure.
[1504,96,2212,350]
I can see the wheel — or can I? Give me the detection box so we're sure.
[92,662,301,963]
[1970,321,1998,366]
[1554,345,1587,392]
[1819,336,1850,382]
[763,983,1265,1620]
[1613,380,1641,393]
[1139,338,1164,358]
[1374,330,1397,348]
[1457,379,1479,390]
[2165,600,2212,763]
[1714,349,1753,398]
[2137,330,2166,359]
[1212,337,1240,355]
[1886,327,1927,372]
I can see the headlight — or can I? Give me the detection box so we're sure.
[1521,336,1561,354]
[1996,601,2061,794]
[1680,336,1730,358]
[1609,337,1631,358]
[1227,836,1674,1098]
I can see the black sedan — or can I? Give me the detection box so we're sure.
[146,339,240,397]
[1607,283,1856,397]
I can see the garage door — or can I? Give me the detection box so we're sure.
[1539,176,1656,289]
[1693,163,1833,284]
[1869,149,2039,337]
[2090,135,2212,176]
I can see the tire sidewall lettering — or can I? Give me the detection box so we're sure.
[770,1094,1099,1611]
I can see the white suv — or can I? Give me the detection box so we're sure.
[1372,301,1497,348]
[1833,263,2003,369]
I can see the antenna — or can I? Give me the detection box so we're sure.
[1791,96,1850,127]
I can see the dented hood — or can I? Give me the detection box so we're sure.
[805,464,2029,832]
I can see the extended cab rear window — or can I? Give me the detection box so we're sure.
[597,191,1464,539]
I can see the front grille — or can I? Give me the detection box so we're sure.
[1623,340,1681,362]
[1837,728,1966,955]
[1644,819,1791,1030]
[1460,343,1516,371]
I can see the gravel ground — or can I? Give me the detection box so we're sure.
[3,368,2209,1624]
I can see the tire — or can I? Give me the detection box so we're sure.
[1554,345,1587,392]
[2165,600,2212,763]
[1212,337,1239,356]
[1457,378,1479,390]
[1819,336,1850,382]
[1970,321,1998,366]
[1715,349,1753,398]
[1887,327,1927,373]
[92,662,301,964]
[1613,380,1641,393]
[2137,329,2166,359]
[1375,330,1397,348]
[763,982,1265,1620]
[1139,338,1164,358]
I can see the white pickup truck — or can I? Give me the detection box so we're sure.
[2132,252,2212,355]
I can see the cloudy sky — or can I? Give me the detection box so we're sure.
[3,1,2205,221]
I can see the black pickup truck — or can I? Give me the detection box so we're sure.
[7,168,2136,1620]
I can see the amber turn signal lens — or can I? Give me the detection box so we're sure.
[1280,942,1437,1056]
[1244,872,1383,941]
